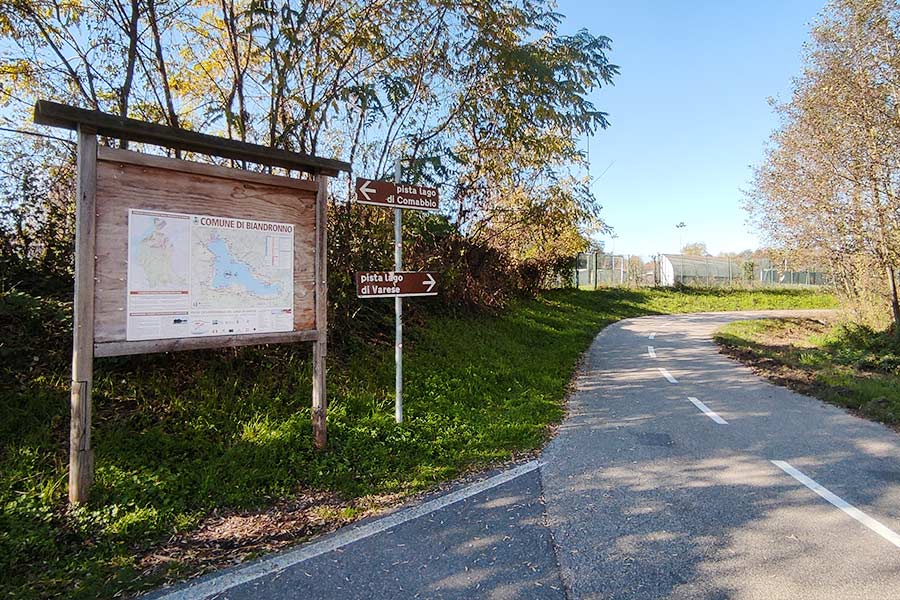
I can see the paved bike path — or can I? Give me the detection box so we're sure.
[542,310,900,599]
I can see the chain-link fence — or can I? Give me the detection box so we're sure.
[573,252,609,287]
[572,252,643,287]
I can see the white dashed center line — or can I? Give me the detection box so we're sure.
[647,346,657,359]
[687,397,728,424]
[648,332,656,340]
[771,460,900,548]
[658,368,678,384]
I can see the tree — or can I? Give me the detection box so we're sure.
[681,242,709,256]
[2,1,617,282]
[0,135,75,292]
[626,255,645,285]
[747,0,900,335]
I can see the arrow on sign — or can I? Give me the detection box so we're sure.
[357,179,376,202]
[424,273,436,293]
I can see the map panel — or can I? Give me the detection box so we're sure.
[126,209,294,341]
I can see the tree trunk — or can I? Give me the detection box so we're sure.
[118,0,140,148]
[889,266,900,341]
[147,0,181,159]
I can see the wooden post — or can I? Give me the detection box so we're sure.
[69,125,98,505]
[312,174,328,449]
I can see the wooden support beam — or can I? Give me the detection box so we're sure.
[98,147,320,192]
[34,100,351,176]
[312,176,329,449]
[94,330,318,357]
[69,125,97,505]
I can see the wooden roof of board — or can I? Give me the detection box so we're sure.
[34,100,351,177]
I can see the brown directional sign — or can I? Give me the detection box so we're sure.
[356,271,438,298]
[355,178,439,211]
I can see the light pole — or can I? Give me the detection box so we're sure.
[675,222,686,285]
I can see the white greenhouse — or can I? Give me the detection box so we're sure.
[657,254,829,287]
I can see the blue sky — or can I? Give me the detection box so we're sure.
[556,0,825,258]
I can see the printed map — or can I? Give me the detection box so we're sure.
[191,221,293,310]
[126,209,294,341]
[129,211,190,291]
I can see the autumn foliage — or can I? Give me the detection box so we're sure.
[748,0,900,335]
[0,0,617,324]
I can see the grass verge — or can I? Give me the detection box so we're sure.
[1,286,836,599]
[715,317,900,426]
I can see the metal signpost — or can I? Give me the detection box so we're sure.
[394,161,403,424]
[355,162,439,423]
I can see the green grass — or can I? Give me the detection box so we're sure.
[1,286,836,599]
[715,317,900,425]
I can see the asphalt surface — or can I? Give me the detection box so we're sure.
[150,310,900,600]
[147,465,566,600]
[542,310,900,599]
[223,467,564,599]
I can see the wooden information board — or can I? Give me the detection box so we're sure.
[93,148,320,356]
[34,100,350,504]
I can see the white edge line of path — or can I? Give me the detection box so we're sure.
[153,460,544,600]
[658,367,678,384]
[647,346,657,359]
[771,460,900,549]
[687,397,728,424]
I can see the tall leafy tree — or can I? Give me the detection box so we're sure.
[749,0,900,334]
[1,0,618,299]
